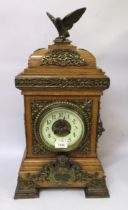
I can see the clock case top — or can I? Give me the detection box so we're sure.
[15,41,110,158]
[15,41,110,91]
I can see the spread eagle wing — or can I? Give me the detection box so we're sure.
[62,7,86,30]
[46,12,56,26]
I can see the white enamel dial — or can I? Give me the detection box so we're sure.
[39,107,85,151]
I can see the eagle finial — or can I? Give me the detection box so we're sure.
[46,7,86,42]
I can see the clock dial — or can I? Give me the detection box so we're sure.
[39,107,86,151]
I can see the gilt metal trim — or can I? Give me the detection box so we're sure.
[96,99,105,142]
[97,118,105,140]
[23,156,106,187]
[15,77,110,90]
[41,49,87,66]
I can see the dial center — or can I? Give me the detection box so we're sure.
[52,119,71,137]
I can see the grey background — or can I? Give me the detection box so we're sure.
[0,0,128,209]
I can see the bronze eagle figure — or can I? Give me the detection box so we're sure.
[46,7,86,40]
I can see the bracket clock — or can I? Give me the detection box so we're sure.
[14,8,110,199]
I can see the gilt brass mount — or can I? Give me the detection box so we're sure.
[41,49,87,66]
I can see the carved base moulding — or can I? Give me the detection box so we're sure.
[14,156,109,199]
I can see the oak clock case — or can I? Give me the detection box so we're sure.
[14,8,110,199]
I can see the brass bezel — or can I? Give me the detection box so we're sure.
[34,101,89,152]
